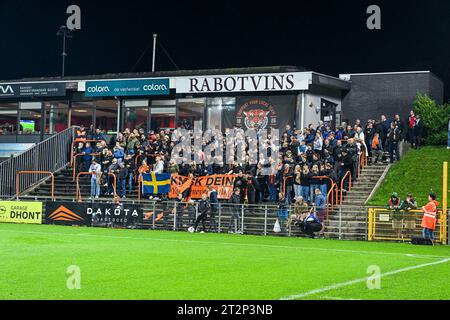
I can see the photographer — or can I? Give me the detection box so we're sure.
[295,208,323,238]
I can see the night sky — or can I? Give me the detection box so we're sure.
[0,0,449,100]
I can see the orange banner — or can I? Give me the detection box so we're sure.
[169,174,237,199]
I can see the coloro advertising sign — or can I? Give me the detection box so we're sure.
[85,78,170,97]
[175,72,311,93]
[0,201,43,224]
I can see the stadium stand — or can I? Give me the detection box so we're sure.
[3,113,425,240]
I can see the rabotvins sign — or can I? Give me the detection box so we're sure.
[85,78,170,97]
[0,201,43,224]
[45,202,143,227]
[175,72,311,93]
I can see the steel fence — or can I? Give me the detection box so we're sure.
[368,207,448,244]
[0,127,75,198]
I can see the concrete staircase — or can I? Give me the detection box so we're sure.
[323,162,390,240]
[27,167,140,200]
[342,163,389,206]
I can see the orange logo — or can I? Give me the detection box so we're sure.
[47,205,84,222]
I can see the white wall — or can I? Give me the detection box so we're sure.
[299,87,343,129]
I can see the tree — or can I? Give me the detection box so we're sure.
[413,93,450,145]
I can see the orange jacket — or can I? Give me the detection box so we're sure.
[138,164,150,175]
[421,200,439,230]
[372,136,380,150]
[74,130,87,142]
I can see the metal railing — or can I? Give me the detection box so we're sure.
[76,171,118,203]
[16,171,55,201]
[0,127,75,198]
[339,171,352,205]
[368,207,448,244]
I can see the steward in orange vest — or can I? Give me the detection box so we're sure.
[421,193,439,242]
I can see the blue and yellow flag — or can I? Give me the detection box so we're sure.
[142,173,171,195]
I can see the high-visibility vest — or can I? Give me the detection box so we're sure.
[421,201,438,230]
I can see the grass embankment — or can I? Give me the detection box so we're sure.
[367,146,449,207]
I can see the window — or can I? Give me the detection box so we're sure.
[71,101,94,129]
[177,98,205,130]
[0,103,18,135]
[151,100,175,132]
[19,102,41,134]
[95,100,118,134]
[45,101,69,134]
[206,97,235,131]
[123,100,149,132]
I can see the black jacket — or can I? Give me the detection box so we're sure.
[388,127,401,143]
[414,120,423,136]
[229,194,242,204]
[198,199,210,215]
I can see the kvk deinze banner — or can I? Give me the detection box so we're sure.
[0,201,43,224]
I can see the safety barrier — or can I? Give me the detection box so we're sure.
[72,153,100,181]
[339,170,352,205]
[16,171,55,201]
[137,174,144,202]
[327,182,338,210]
[368,207,447,244]
[70,139,102,167]
[76,171,118,203]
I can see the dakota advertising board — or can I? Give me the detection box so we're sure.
[169,174,237,199]
[45,202,143,227]
[175,72,311,94]
[85,78,170,97]
[0,83,66,98]
[0,201,43,224]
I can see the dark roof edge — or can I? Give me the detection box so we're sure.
[0,65,309,83]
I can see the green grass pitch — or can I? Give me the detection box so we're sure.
[0,223,449,300]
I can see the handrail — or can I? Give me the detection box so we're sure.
[339,170,352,205]
[72,153,100,181]
[0,127,74,198]
[70,139,103,167]
[284,175,335,203]
[282,176,292,195]
[108,172,119,203]
[312,175,335,206]
[358,149,367,176]
[76,171,118,203]
[134,153,161,167]
[76,172,94,202]
[138,175,143,202]
[326,182,338,221]
[135,154,146,168]
[16,171,54,201]
[326,182,337,209]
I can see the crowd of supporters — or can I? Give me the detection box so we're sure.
[72,112,416,203]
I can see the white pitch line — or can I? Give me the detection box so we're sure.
[320,296,362,301]
[1,227,448,260]
[280,257,450,300]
